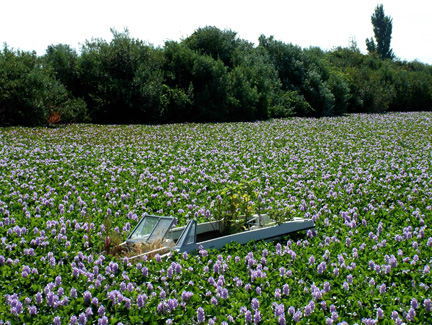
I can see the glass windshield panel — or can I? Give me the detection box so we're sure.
[184,222,196,245]
[176,220,196,247]
[148,218,174,243]
[130,216,159,241]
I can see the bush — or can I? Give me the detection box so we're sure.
[1,27,432,126]
[44,44,80,96]
[78,29,166,124]
[270,90,310,118]
[163,41,230,122]
[327,72,351,115]
[302,70,335,116]
[0,46,85,126]
[183,26,239,68]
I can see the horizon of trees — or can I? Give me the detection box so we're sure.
[1,26,431,126]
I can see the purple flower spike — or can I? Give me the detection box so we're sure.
[197,307,205,323]
[251,298,259,310]
[83,290,92,304]
[377,307,384,318]
[245,310,252,323]
[292,311,301,323]
[70,315,77,325]
[28,305,37,316]
[98,316,109,325]
[424,299,431,312]
[254,310,261,324]
[379,283,386,294]
[406,307,416,321]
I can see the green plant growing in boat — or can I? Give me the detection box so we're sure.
[213,181,259,235]
[266,206,293,225]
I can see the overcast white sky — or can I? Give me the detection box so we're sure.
[2,0,432,64]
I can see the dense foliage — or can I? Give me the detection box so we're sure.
[1,27,431,126]
[1,112,431,324]
[0,47,88,126]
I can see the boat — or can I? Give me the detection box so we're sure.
[123,214,314,260]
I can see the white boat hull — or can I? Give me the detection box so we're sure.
[175,217,314,253]
[125,215,314,257]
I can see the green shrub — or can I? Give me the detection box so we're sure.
[0,46,84,126]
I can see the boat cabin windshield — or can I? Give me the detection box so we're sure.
[127,215,174,244]
[176,219,197,248]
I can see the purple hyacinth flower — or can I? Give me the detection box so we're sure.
[83,290,92,304]
[406,307,416,321]
[35,292,43,304]
[377,307,384,318]
[28,305,37,316]
[197,307,205,323]
[78,312,87,324]
[70,315,77,325]
[245,310,252,323]
[98,304,105,316]
[424,299,431,312]
[98,316,109,325]
[251,298,259,310]
[283,284,289,295]
[292,311,301,323]
[254,310,261,324]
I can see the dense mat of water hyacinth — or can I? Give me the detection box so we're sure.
[0,112,431,324]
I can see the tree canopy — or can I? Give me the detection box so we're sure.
[1,25,431,126]
[366,4,394,60]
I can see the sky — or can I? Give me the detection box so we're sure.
[2,0,432,64]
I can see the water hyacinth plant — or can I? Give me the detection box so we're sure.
[0,112,431,323]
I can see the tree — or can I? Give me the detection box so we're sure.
[0,45,87,126]
[163,41,230,122]
[44,44,80,95]
[78,29,166,123]
[366,4,394,60]
[183,26,239,68]
[227,46,281,121]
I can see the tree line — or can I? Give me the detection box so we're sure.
[1,26,431,126]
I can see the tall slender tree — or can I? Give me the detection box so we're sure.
[366,4,394,60]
